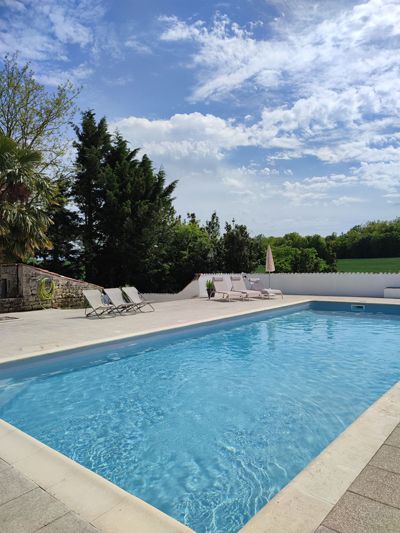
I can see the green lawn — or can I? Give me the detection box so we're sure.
[337,257,400,273]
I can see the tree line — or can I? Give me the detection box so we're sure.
[0,56,399,292]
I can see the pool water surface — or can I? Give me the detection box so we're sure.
[0,303,399,532]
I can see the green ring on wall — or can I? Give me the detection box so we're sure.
[37,277,57,302]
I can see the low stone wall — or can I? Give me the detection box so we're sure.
[0,264,102,313]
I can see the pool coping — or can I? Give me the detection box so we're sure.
[1,297,400,532]
[0,419,194,533]
[0,298,312,365]
[4,296,400,367]
[240,382,400,532]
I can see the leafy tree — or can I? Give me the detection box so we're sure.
[222,220,257,273]
[294,248,329,272]
[333,219,400,259]
[272,246,300,273]
[70,115,178,288]
[0,54,78,170]
[167,216,213,291]
[39,176,81,278]
[252,234,269,268]
[96,136,177,289]
[205,211,223,271]
[0,135,55,261]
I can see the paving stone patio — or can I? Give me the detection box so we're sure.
[0,459,97,533]
[316,424,400,533]
[0,459,97,532]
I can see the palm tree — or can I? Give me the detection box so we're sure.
[0,135,55,262]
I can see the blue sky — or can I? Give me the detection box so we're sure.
[1,0,400,236]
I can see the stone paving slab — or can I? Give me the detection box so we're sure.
[0,466,36,505]
[0,460,98,533]
[0,457,10,472]
[349,465,400,508]
[370,444,400,474]
[317,424,400,533]
[386,427,400,448]
[0,487,68,533]
[322,492,400,533]
[37,512,98,532]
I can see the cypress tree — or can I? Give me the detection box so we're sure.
[72,111,111,282]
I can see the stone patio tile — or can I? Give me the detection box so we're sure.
[0,466,36,505]
[315,527,337,533]
[239,486,332,533]
[0,426,42,464]
[323,491,400,533]
[0,458,10,472]
[370,444,400,474]
[349,465,400,509]
[386,426,400,449]
[47,467,124,522]
[38,512,98,532]
[0,487,68,533]
[14,446,76,490]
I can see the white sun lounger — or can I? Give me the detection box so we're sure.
[212,277,245,301]
[230,275,268,299]
[122,286,155,312]
[83,289,116,318]
[104,288,136,314]
[249,278,283,299]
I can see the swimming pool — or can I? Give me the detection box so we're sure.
[0,302,399,532]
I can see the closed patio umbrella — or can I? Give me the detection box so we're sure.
[265,245,275,288]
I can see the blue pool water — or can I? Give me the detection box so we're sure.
[1,303,400,532]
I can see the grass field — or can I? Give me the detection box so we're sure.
[337,257,400,273]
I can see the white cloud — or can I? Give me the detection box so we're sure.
[0,0,26,12]
[125,37,152,55]
[113,112,252,160]
[35,63,94,86]
[159,1,400,178]
[0,1,103,59]
[37,2,94,47]
[332,196,366,206]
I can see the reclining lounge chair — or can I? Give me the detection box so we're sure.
[212,277,245,301]
[230,275,267,299]
[83,289,116,318]
[104,288,136,314]
[122,286,155,312]
[249,278,283,299]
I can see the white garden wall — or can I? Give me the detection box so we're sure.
[144,272,400,301]
[143,278,200,302]
[261,273,400,298]
[198,272,400,298]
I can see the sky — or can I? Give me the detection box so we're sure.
[1,0,400,236]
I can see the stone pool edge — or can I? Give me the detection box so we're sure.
[1,383,399,533]
[0,298,311,365]
[0,419,194,533]
[240,381,400,533]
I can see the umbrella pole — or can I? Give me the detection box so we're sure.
[269,271,271,288]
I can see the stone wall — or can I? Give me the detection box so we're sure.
[0,264,102,313]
